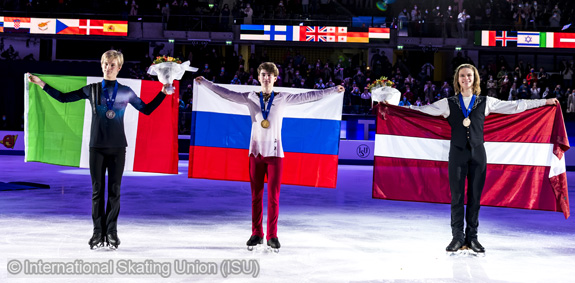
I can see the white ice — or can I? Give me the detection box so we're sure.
[1,157,574,283]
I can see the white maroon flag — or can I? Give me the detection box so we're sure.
[373,104,570,218]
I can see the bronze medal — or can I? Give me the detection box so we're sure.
[463,117,471,127]
[106,110,116,119]
[261,119,270,128]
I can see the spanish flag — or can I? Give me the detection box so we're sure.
[103,21,128,36]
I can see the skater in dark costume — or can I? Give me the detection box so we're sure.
[196,62,344,252]
[28,50,172,249]
[402,64,558,255]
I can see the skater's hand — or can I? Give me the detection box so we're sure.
[27,73,46,88]
[195,76,205,84]
[546,98,558,106]
[336,85,344,92]
[161,83,175,95]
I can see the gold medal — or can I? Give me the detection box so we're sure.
[463,117,471,127]
[261,119,270,128]
[106,110,116,119]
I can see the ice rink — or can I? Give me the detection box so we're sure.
[1,155,574,282]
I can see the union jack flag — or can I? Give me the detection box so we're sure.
[303,26,330,42]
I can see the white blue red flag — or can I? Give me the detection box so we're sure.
[189,83,343,188]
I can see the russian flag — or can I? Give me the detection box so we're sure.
[373,104,570,218]
[189,83,343,188]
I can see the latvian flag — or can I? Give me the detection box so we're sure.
[542,32,575,49]
[373,104,570,218]
[24,74,179,174]
[189,83,343,188]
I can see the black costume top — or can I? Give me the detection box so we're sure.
[446,95,487,149]
[43,80,166,148]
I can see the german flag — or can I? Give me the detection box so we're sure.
[346,27,368,43]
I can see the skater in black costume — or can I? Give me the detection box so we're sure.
[402,64,558,255]
[28,50,172,249]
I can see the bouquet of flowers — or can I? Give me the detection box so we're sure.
[147,55,198,94]
[368,76,401,105]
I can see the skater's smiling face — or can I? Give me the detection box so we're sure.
[458,68,474,91]
[453,64,480,96]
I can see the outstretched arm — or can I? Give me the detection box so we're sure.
[486,97,557,115]
[408,98,450,118]
[284,85,345,105]
[195,76,250,104]
[27,73,88,103]
[129,86,167,115]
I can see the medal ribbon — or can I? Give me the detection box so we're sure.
[259,91,275,121]
[458,93,476,119]
[102,80,119,111]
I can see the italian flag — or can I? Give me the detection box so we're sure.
[24,74,179,174]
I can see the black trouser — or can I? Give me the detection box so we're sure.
[448,143,486,242]
[89,147,126,234]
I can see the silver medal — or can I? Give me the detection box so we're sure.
[106,110,116,119]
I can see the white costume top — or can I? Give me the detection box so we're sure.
[410,96,547,118]
[201,79,339,158]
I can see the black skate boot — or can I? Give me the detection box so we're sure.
[267,238,281,253]
[466,239,485,256]
[446,237,465,255]
[246,235,263,251]
[106,232,121,249]
[89,232,105,250]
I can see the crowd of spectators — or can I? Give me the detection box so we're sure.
[394,0,575,38]
[106,44,575,134]
[4,1,575,34]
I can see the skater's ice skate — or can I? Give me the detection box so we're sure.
[106,232,121,250]
[445,237,465,255]
[89,232,105,250]
[466,239,485,257]
[246,235,263,251]
[267,238,280,253]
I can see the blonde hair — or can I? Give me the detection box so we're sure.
[101,50,124,67]
[257,62,279,77]
[453,64,481,95]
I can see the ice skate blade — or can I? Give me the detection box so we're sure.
[247,244,263,252]
[468,250,486,257]
[267,246,280,253]
[89,242,105,250]
[446,246,469,256]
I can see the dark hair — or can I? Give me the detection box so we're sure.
[257,62,279,76]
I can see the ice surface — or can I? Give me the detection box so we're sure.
[1,157,574,282]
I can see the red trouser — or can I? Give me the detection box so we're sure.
[249,154,283,240]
